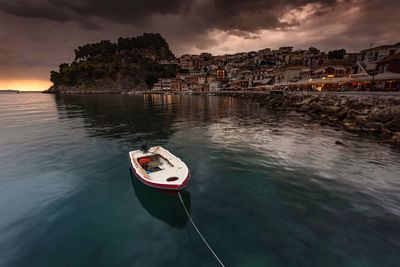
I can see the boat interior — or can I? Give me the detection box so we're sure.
[138,154,173,174]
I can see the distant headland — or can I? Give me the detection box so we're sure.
[0,89,19,94]
[43,33,181,94]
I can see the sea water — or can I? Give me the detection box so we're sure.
[1,93,400,267]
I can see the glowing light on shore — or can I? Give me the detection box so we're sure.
[0,79,52,91]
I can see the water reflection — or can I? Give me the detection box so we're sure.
[54,94,252,142]
[55,94,178,141]
[130,170,190,229]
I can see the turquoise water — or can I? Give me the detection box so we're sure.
[1,93,400,267]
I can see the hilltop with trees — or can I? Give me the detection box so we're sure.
[327,49,346,60]
[45,33,180,93]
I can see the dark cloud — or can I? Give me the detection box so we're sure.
[0,0,73,22]
[205,0,338,31]
[0,0,193,28]
[0,0,340,31]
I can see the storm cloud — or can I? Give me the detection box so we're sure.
[0,0,341,32]
[0,0,399,89]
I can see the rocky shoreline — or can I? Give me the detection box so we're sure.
[216,91,400,145]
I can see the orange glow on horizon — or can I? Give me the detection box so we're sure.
[0,79,52,91]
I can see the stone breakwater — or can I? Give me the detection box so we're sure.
[216,92,400,144]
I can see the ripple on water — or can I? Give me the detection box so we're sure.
[1,93,400,267]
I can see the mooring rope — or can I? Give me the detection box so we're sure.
[177,192,226,267]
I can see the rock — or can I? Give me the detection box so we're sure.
[369,106,388,122]
[391,132,400,144]
[364,100,374,108]
[354,115,369,125]
[338,97,350,106]
[351,101,366,110]
[327,115,339,122]
[369,105,400,123]
[361,121,384,133]
[323,99,336,106]
[336,107,350,120]
[346,109,362,119]
[296,97,313,107]
[389,105,400,117]
[343,119,360,131]
[335,141,344,145]
[297,104,310,112]
[320,106,341,115]
[42,85,57,93]
[360,107,371,115]
[307,102,323,114]
[385,119,400,132]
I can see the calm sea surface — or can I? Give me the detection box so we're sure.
[1,93,400,267]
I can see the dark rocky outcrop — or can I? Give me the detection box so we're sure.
[216,91,400,145]
[43,33,178,94]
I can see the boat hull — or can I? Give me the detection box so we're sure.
[129,146,190,190]
[130,163,190,190]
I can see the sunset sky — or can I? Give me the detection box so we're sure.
[0,0,399,91]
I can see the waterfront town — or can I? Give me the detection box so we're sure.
[152,42,400,93]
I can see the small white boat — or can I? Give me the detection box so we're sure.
[129,144,190,190]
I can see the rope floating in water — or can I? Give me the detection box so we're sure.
[177,192,226,267]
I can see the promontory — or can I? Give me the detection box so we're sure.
[43,33,181,94]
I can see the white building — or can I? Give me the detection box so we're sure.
[357,43,400,72]
[273,65,311,84]
[209,81,222,92]
[152,78,171,91]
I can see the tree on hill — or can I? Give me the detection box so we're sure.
[74,40,116,62]
[49,33,176,89]
[328,49,346,60]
